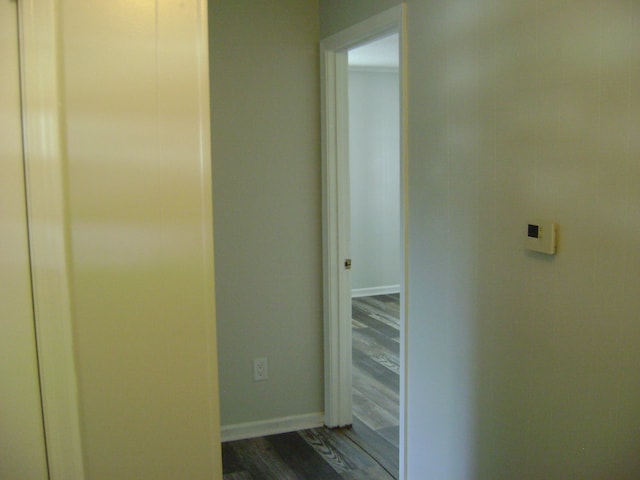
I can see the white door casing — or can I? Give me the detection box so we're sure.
[0,1,49,477]
[320,4,408,478]
[14,0,86,477]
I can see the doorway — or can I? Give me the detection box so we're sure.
[321,5,408,480]
[346,34,401,478]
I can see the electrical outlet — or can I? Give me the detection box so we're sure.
[253,357,268,381]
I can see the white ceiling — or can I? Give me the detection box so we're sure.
[348,33,399,69]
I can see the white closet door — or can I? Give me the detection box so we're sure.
[0,1,49,478]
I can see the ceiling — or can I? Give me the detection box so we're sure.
[348,33,399,69]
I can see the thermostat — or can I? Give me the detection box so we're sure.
[526,221,557,255]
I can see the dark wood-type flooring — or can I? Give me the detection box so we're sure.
[348,294,399,478]
[222,427,394,480]
[222,294,400,480]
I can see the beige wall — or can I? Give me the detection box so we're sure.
[209,1,323,426]
[61,1,221,478]
[322,1,640,479]
[320,0,401,37]
[349,69,401,292]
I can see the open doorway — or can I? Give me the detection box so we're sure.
[345,34,400,478]
[321,5,407,479]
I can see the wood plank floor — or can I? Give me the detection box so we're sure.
[221,294,400,479]
[349,294,399,479]
[222,427,395,479]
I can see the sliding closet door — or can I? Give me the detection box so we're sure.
[0,1,49,478]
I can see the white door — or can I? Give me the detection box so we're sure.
[0,0,49,478]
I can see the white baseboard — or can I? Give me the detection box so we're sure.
[352,285,400,298]
[221,412,324,442]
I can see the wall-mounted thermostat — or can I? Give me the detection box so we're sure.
[526,220,557,255]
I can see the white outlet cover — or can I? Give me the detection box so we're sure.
[253,357,268,381]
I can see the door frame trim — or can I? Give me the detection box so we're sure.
[320,4,408,478]
[18,2,85,478]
